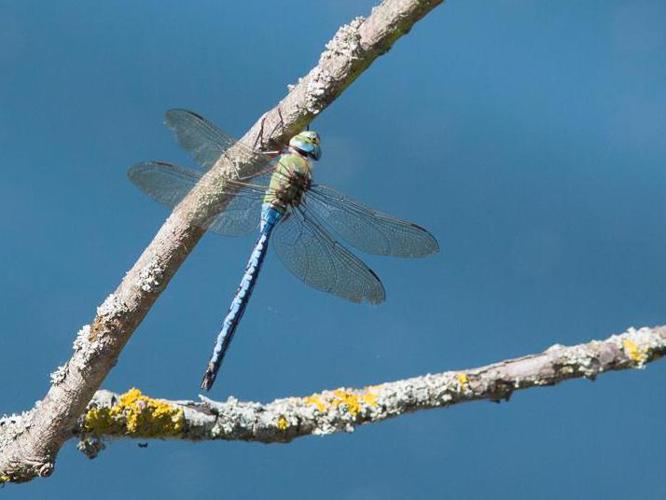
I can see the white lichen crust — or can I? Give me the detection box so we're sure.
[71,326,666,447]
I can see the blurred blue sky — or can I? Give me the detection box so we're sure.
[1,0,665,498]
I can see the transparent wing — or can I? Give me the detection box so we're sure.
[165,108,275,174]
[304,184,439,257]
[127,161,269,236]
[272,205,385,304]
[127,161,200,207]
[206,189,263,236]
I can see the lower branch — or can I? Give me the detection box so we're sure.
[69,325,665,453]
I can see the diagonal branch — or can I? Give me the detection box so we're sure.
[69,325,664,451]
[0,0,445,484]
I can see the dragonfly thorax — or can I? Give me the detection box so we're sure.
[264,151,313,211]
[273,171,310,209]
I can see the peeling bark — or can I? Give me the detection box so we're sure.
[0,0,445,484]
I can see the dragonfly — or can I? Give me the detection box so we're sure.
[128,109,439,390]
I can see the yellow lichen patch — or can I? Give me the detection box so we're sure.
[277,415,289,431]
[0,474,10,484]
[623,339,648,366]
[304,394,326,412]
[305,388,378,416]
[83,388,184,438]
[332,389,362,417]
[361,390,378,407]
[456,373,469,389]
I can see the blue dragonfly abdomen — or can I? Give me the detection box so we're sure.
[201,204,282,390]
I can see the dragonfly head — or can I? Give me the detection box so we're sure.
[289,130,321,161]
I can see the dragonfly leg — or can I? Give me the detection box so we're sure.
[253,113,269,151]
[253,107,287,153]
[276,106,285,136]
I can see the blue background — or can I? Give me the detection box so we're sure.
[1,1,665,498]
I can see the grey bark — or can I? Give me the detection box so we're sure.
[69,325,665,450]
[0,0,445,484]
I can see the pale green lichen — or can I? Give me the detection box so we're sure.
[83,388,184,438]
[559,347,600,378]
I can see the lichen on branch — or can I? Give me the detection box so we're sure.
[82,388,184,438]
[70,325,666,450]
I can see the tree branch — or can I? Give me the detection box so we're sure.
[67,325,664,451]
[0,0,445,484]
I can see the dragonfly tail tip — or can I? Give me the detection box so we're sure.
[201,368,217,391]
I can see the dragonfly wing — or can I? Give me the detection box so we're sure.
[206,189,263,236]
[304,184,439,258]
[206,169,281,235]
[128,161,200,207]
[165,109,275,176]
[165,109,238,171]
[272,206,385,304]
[128,161,269,237]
